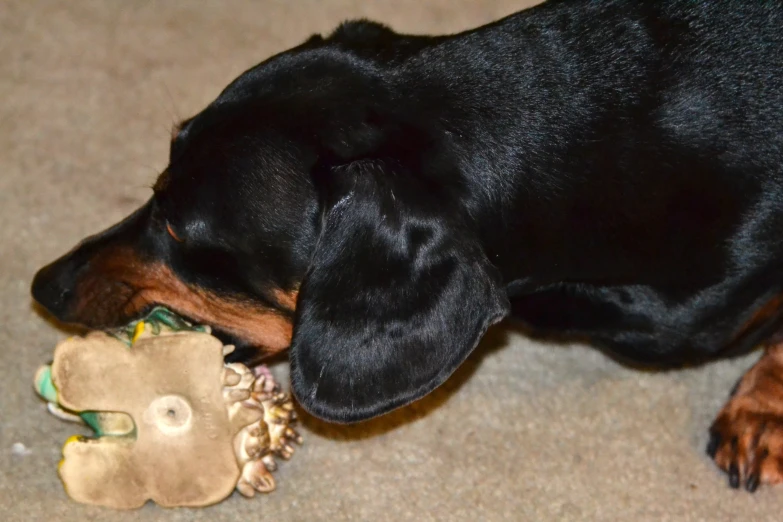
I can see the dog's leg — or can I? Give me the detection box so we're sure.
[708,343,783,491]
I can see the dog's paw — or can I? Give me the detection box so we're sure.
[708,403,783,491]
[708,346,783,492]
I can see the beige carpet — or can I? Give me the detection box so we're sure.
[1,1,780,520]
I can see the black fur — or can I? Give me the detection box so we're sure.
[33,0,783,423]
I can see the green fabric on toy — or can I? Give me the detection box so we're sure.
[34,307,208,437]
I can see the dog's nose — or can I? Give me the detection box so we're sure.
[31,261,76,320]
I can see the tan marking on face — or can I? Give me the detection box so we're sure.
[273,288,299,312]
[135,264,293,352]
[74,247,295,355]
[166,222,184,243]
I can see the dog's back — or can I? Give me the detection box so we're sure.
[314,1,782,363]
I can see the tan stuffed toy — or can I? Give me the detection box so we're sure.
[34,307,302,509]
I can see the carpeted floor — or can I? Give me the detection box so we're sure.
[1,1,781,520]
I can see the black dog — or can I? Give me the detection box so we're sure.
[32,0,783,490]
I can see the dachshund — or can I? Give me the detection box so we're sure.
[31,0,783,491]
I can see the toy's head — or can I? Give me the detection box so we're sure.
[48,330,240,508]
[35,311,300,509]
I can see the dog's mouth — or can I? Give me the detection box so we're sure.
[36,255,296,359]
[124,303,289,366]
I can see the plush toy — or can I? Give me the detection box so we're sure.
[34,307,302,509]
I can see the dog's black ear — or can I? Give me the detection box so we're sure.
[289,160,510,423]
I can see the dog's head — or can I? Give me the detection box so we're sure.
[32,23,510,423]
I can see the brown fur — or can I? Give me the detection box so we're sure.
[732,295,783,344]
[74,246,294,354]
[710,344,783,489]
[273,288,298,313]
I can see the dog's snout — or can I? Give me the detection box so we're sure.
[31,199,154,326]
[32,260,77,320]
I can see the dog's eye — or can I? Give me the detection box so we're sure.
[166,222,184,243]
